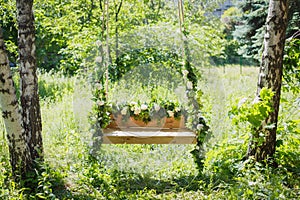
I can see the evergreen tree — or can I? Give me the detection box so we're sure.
[233,0,300,63]
[233,0,268,63]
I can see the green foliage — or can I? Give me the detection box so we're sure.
[232,0,300,64]
[0,0,18,63]
[109,47,183,83]
[212,7,241,65]
[230,88,274,129]
[0,127,19,200]
[21,163,65,199]
[283,38,300,93]
[34,0,101,73]
[1,0,226,74]
[12,71,74,102]
[286,1,300,38]
[113,99,183,124]
[233,0,268,63]
[90,81,111,129]
[38,72,74,102]
[1,67,300,199]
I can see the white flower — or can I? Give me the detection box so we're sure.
[167,110,174,118]
[154,103,160,111]
[97,100,105,106]
[130,102,137,111]
[187,81,193,89]
[130,101,137,106]
[175,107,180,112]
[134,107,141,115]
[197,124,204,130]
[95,56,102,63]
[141,104,148,110]
[121,107,128,115]
[182,70,189,77]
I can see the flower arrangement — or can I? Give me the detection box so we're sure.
[90,82,112,129]
[111,99,183,125]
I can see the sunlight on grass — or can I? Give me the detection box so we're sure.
[1,66,299,199]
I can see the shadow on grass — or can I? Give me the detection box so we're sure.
[53,148,300,199]
[109,169,204,194]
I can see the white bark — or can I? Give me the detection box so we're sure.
[17,0,43,161]
[248,0,289,161]
[0,26,30,173]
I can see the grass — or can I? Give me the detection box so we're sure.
[0,66,299,199]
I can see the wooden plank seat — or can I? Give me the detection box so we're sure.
[102,115,197,144]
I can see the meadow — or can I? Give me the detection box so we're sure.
[0,66,299,199]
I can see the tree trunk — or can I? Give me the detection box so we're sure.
[247,0,289,162]
[17,0,43,162]
[0,26,31,176]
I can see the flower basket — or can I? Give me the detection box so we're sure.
[106,114,185,129]
[129,116,166,127]
[163,116,185,129]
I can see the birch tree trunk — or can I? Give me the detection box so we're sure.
[247,0,289,162]
[17,0,43,162]
[0,26,31,176]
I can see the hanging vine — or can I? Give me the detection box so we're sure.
[177,0,210,171]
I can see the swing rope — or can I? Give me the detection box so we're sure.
[105,0,110,99]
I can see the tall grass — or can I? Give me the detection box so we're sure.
[0,66,299,199]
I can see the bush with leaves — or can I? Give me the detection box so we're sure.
[283,38,300,94]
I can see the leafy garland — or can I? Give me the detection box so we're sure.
[112,99,183,124]
[90,89,183,127]
[181,61,210,171]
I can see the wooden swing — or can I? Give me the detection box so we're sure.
[102,114,197,144]
[100,0,197,144]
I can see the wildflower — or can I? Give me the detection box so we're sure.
[141,104,148,110]
[130,102,137,111]
[134,107,141,115]
[167,110,174,118]
[130,101,137,106]
[154,103,160,112]
[97,100,105,106]
[197,124,204,130]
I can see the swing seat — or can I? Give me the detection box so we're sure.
[102,115,197,144]
[103,128,196,144]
